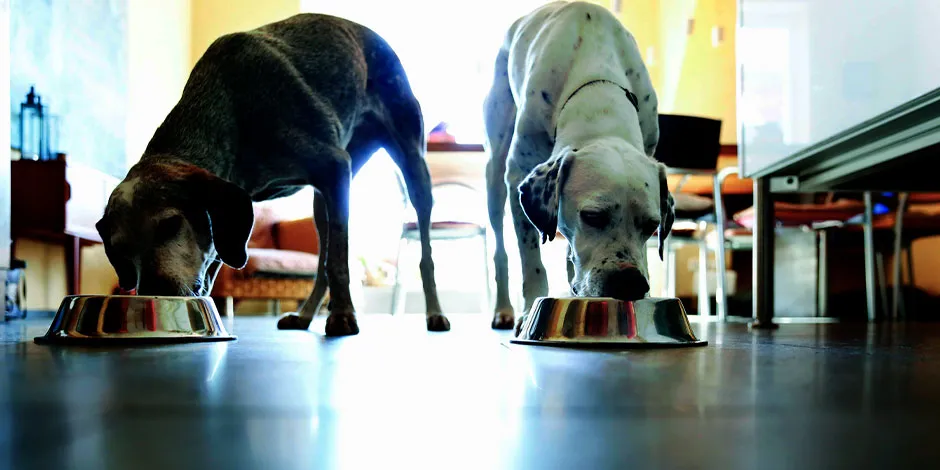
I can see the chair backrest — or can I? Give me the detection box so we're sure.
[655,114,722,170]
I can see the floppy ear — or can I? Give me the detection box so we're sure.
[657,163,675,260]
[518,150,575,243]
[195,175,255,269]
[96,215,140,290]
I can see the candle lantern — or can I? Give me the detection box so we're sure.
[18,86,50,161]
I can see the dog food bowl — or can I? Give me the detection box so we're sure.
[510,297,706,348]
[34,295,236,346]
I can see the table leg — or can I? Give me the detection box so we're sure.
[64,235,81,295]
[752,178,778,329]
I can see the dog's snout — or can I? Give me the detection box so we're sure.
[603,267,649,302]
[137,275,184,296]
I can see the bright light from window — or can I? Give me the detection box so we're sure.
[302,0,548,144]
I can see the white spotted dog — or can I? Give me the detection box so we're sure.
[483,1,675,334]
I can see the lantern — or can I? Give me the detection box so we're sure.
[18,86,49,161]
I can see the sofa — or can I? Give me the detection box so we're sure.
[211,205,321,315]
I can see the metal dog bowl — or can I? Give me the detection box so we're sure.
[34,295,236,346]
[510,297,706,348]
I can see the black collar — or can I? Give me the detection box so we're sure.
[553,79,640,140]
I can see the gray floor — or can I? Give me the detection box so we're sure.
[4,314,940,469]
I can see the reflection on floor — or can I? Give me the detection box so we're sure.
[4,315,940,469]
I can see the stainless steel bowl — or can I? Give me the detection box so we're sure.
[34,295,236,346]
[510,297,706,348]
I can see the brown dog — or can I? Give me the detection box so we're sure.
[95,14,449,336]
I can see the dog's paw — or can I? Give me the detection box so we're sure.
[513,314,529,337]
[491,309,515,330]
[277,314,312,330]
[426,313,451,332]
[324,312,359,337]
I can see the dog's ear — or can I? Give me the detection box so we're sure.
[96,215,140,290]
[202,176,254,269]
[518,149,575,243]
[657,163,675,260]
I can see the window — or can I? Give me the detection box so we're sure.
[302,0,548,144]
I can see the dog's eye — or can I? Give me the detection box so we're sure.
[155,215,184,244]
[580,210,610,229]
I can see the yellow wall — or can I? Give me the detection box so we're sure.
[589,0,737,144]
[190,0,300,68]
[668,0,737,144]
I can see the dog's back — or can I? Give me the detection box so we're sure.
[145,14,421,187]
[500,1,657,156]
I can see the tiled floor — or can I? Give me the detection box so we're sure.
[4,314,940,469]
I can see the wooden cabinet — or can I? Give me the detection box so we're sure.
[11,158,117,294]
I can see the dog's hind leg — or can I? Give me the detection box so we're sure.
[484,47,518,330]
[277,190,330,330]
[385,136,450,332]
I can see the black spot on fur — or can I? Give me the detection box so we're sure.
[542,91,552,104]
[644,94,651,102]
[645,182,650,187]
[535,268,541,274]
[626,68,634,76]
[586,12,592,20]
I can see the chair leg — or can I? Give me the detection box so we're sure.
[482,232,492,315]
[902,241,914,319]
[213,296,234,317]
[661,238,671,297]
[713,170,735,321]
[390,237,407,316]
[697,238,711,316]
[268,299,281,317]
[665,240,677,298]
[875,252,888,319]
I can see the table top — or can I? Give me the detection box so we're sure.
[5,314,940,469]
[748,89,940,193]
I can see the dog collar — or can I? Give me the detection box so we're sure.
[553,79,640,141]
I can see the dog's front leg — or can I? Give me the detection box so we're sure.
[320,162,359,337]
[278,191,330,330]
[507,169,550,335]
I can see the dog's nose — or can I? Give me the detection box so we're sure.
[603,266,649,301]
[137,276,183,296]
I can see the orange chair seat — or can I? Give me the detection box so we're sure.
[733,200,865,229]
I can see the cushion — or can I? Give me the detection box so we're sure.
[248,205,279,249]
[276,217,319,254]
[674,193,714,212]
[244,248,319,277]
[402,221,485,231]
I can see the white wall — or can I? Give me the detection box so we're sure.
[1,0,10,270]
